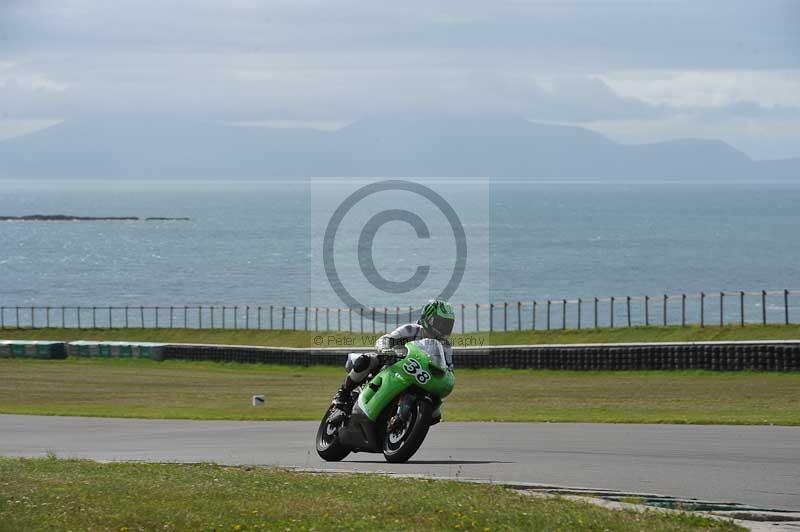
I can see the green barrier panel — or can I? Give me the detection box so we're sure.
[67,341,165,360]
[0,341,66,359]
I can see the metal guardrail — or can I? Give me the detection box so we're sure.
[1,289,798,333]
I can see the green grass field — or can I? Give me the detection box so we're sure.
[0,457,742,531]
[2,323,800,347]
[1,358,797,424]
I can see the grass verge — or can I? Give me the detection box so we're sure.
[0,457,742,531]
[1,358,798,424]
[1,323,799,348]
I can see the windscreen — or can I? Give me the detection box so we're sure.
[411,338,449,370]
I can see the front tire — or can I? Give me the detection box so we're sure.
[316,408,350,462]
[383,399,433,463]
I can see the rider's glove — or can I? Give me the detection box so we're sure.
[375,336,393,353]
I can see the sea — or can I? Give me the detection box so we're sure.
[1,179,798,329]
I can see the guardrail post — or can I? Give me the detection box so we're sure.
[594,297,598,329]
[461,304,465,333]
[503,302,507,331]
[681,294,686,327]
[562,299,567,329]
[740,291,745,327]
[270,305,274,329]
[517,301,522,331]
[700,292,705,328]
[304,307,308,331]
[109,306,113,329]
[577,298,582,329]
[532,301,536,331]
[610,297,615,328]
[222,306,226,329]
[663,295,667,326]
[761,290,767,325]
[281,306,285,330]
[626,296,631,327]
[92,306,97,329]
[644,295,649,326]
[546,300,550,330]
[489,303,494,332]
[475,304,480,332]
[258,306,262,329]
[785,289,790,325]
[292,306,296,330]
[719,291,724,326]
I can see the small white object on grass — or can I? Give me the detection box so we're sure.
[252,395,265,407]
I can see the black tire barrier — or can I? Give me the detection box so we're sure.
[163,344,352,366]
[156,341,800,371]
[2,339,799,370]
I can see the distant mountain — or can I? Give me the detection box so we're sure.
[0,114,797,180]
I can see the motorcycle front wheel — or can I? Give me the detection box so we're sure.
[316,407,350,461]
[382,399,433,463]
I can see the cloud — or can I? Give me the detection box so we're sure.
[1,0,798,158]
[4,0,799,68]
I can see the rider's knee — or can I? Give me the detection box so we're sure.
[345,352,377,382]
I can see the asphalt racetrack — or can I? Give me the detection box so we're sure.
[1,415,798,511]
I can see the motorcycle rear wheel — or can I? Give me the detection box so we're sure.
[382,399,433,463]
[316,408,351,461]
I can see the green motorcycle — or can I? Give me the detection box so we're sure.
[316,338,455,463]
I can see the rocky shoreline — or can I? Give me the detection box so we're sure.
[0,214,190,221]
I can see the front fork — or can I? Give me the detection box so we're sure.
[388,394,441,431]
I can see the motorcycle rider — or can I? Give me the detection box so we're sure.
[333,299,455,409]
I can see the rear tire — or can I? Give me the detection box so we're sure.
[316,408,350,462]
[383,399,433,463]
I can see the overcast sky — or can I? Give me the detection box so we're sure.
[1,0,798,159]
